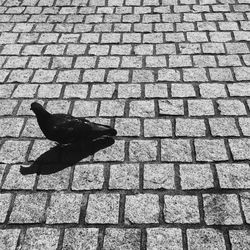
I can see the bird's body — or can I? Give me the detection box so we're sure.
[31,102,117,145]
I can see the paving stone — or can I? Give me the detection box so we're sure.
[0,140,30,164]
[132,69,154,82]
[107,69,129,82]
[90,84,115,98]
[109,163,139,189]
[230,230,250,250]
[21,228,60,250]
[125,194,159,223]
[118,84,141,98]
[171,84,196,97]
[158,69,180,82]
[46,100,71,114]
[12,84,38,98]
[64,84,89,99]
[188,100,214,116]
[176,118,206,137]
[46,192,82,224]
[195,139,228,162]
[103,228,140,250]
[115,118,141,136]
[86,193,119,223]
[10,193,47,223]
[164,195,200,223]
[183,68,208,82]
[129,100,155,117]
[209,118,239,137]
[100,100,126,117]
[147,228,182,250]
[0,118,24,137]
[2,165,36,190]
[145,84,168,98]
[199,83,227,98]
[217,100,247,115]
[239,192,250,223]
[229,139,250,160]
[158,100,184,116]
[57,70,80,83]
[73,101,98,117]
[203,194,243,225]
[8,69,33,83]
[129,140,157,162]
[38,84,62,98]
[161,139,192,162]
[239,117,250,136]
[187,229,226,250]
[0,229,20,250]
[216,163,250,189]
[0,193,11,223]
[32,69,56,83]
[144,163,175,189]
[144,119,172,137]
[93,140,125,162]
[72,164,104,190]
[0,84,15,98]
[180,164,214,190]
[37,168,70,190]
[63,228,99,250]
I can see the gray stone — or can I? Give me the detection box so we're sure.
[230,230,250,250]
[0,229,20,250]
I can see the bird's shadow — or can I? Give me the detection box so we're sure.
[20,137,114,175]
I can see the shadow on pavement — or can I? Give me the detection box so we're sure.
[20,136,114,175]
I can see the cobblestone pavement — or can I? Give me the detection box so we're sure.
[0,0,250,249]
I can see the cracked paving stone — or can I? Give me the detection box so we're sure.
[9,193,47,223]
[230,230,250,250]
[125,194,159,224]
[0,193,11,223]
[86,193,119,224]
[46,192,82,224]
[147,228,183,250]
[21,227,60,250]
[161,139,192,162]
[2,165,36,190]
[164,195,200,223]
[187,229,226,250]
[194,139,228,162]
[63,228,99,250]
[103,228,141,250]
[216,163,250,189]
[0,229,20,250]
[144,163,175,189]
[72,163,104,190]
[109,163,139,189]
[0,140,30,164]
[180,164,214,190]
[229,139,250,160]
[203,194,243,225]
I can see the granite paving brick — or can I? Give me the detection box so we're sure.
[1,0,250,248]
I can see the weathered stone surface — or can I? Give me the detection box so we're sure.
[103,228,141,250]
[164,195,200,223]
[46,192,82,224]
[144,163,175,189]
[21,228,60,250]
[203,194,243,225]
[63,228,99,250]
[147,228,183,250]
[180,164,214,190]
[125,194,159,223]
[187,229,226,250]
[109,163,139,189]
[86,193,119,224]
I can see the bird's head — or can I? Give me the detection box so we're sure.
[30,102,47,116]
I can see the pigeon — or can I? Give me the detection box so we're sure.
[30,102,117,145]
